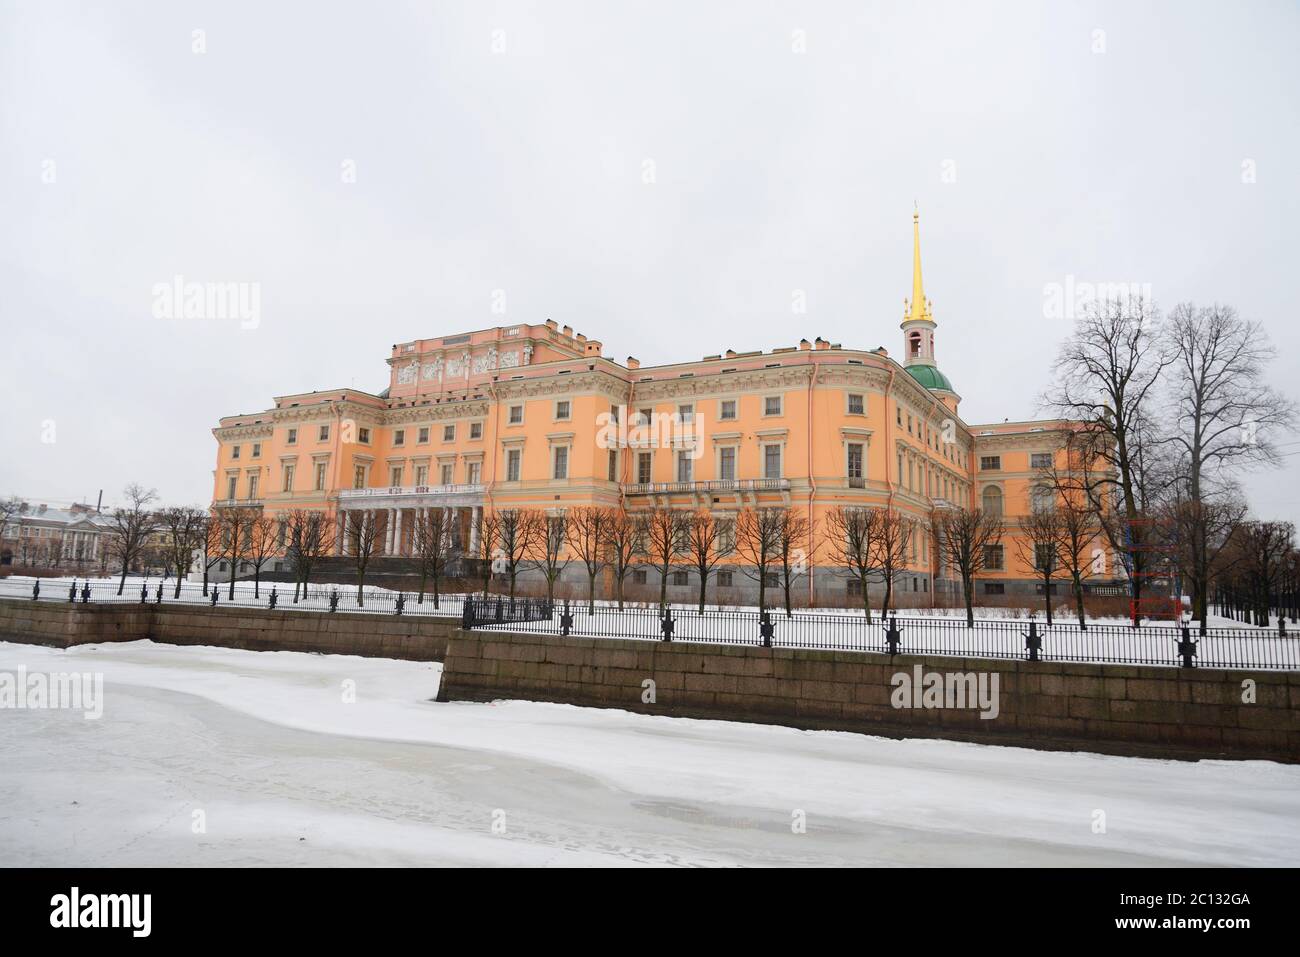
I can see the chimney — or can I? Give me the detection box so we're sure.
[814,337,830,351]
[627,356,640,370]
[798,339,811,351]
[576,333,587,343]
[585,340,603,356]
[725,349,737,359]
[562,324,573,337]
[545,319,558,330]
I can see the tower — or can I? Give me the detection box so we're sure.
[900,208,955,397]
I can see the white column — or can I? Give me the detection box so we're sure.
[394,508,404,557]
[469,506,481,554]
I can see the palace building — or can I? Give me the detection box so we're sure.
[210,212,1114,602]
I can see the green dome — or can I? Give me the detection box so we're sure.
[905,364,954,392]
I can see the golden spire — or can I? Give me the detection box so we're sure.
[905,205,931,323]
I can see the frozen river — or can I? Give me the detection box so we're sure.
[1,640,1296,867]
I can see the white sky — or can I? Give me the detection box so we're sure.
[1,0,1296,523]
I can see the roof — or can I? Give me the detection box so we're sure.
[905,364,954,392]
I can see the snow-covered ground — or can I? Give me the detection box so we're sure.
[1,639,1296,867]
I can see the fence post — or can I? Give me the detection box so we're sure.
[759,609,774,648]
[1177,623,1197,669]
[140,583,148,605]
[328,590,339,613]
[1023,620,1042,662]
[394,592,405,616]
[155,582,163,605]
[885,615,902,655]
[1280,618,1287,639]
[461,599,475,630]
[268,587,278,610]
[81,584,90,604]
[68,581,77,603]
[31,580,40,601]
[560,600,573,637]
[210,588,218,607]
[661,609,675,642]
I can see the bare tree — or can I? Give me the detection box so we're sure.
[1161,303,1296,627]
[825,506,881,621]
[477,510,501,596]
[733,506,785,612]
[1222,520,1294,626]
[775,508,812,617]
[219,505,259,599]
[1160,492,1248,632]
[159,506,208,598]
[496,508,543,601]
[871,509,912,618]
[1047,472,1104,627]
[246,513,279,599]
[107,484,160,594]
[0,496,22,555]
[284,509,334,602]
[1015,505,1067,625]
[1045,295,1174,624]
[344,510,378,606]
[528,511,571,604]
[933,505,1005,627]
[605,509,641,610]
[566,506,615,613]
[200,514,223,596]
[640,506,690,608]
[683,510,725,614]
[412,507,457,607]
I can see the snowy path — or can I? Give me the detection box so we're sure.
[1,640,1296,866]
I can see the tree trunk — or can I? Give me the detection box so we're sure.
[1043,575,1053,626]
[659,567,668,609]
[963,575,975,628]
[698,574,707,615]
[433,572,440,609]
[882,573,893,619]
[1073,574,1085,628]
[588,571,597,615]
[173,571,183,599]
[861,577,873,625]
[418,570,427,604]
[117,567,127,595]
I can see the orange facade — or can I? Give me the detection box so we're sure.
[210,215,1116,599]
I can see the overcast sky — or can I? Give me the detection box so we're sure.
[2,0,1296,523]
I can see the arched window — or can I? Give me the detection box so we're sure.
[909,332,922,358]
[1031,485,1055,512]
[981,486,1003,516]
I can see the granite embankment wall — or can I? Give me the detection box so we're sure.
[438,629,1300,762]
[0,598,451,661]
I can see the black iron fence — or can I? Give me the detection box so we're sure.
[466,601,1300,671]
[1,577,468,619]
[461,595,554,628]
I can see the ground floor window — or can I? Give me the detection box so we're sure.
[717,571,733,588]
[983,582,1005,595]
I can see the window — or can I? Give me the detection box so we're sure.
[358,427,371,444]
[846,578,862,596]
[719,447,736,482]
[1034,543,1056,573]
[717,571,734,588]
[1031,485,1055,511]
[506,449,521,482]
[314,463,327,491]
[390,466,403,486]
[637,452,652,484]
[633,569,648,585]
[231,445,241,460]
[719,399,736,420]
[443,424,455,442]
[764,572,779,588]
[896,407,902,426]
[676,452,693,483]
[470,422,483,440]
[764,445,782,479]
[415,465,428,486]
[286,428,297,445]
[907,414,913,436]
[847,393,864,415]
[607,449,618,482]
[983,582,1005,595]
[353,465,366,489]
[393,429,405,446]
[251,443,261,458]
[980,455,1001,470]
[847,443,864,485]
[319,425,330,442]
[418,426,430,444]
[282,465,295,492]
[555,400,571,421]
[553,446,569,480]
[227,476,237,500]
[764,396,782,416]
[508,405,523,425]
[677,403,693,421]
[247,474,259,499]
[638,408,652,426]
[982,486,1003,516]
[440,464,454,485]
[467,462,481,484]
[671,570,688,586]
[1031,452,1053,469]
[984,545,1004,570]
